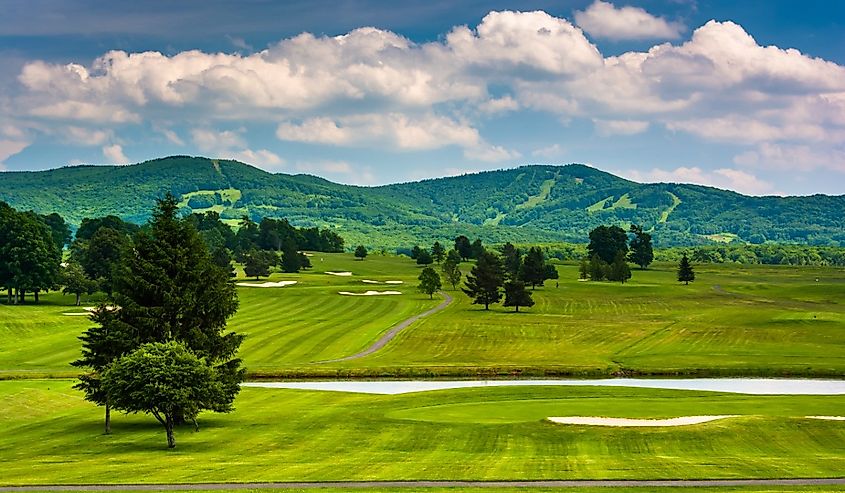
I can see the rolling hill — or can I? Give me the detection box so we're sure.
[1,155,843,248]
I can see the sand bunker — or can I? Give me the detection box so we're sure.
[547,415,737,427]
[362,280,404,285]
[338,290,402,296]
[385,280,403,284]
[806,416,845,421]
[236,281,298,288]
[325,271,353,276]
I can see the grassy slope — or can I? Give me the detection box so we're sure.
[1,380,844,484]
[0,255,843,378]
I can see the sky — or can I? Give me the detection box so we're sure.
[1,0,844,196]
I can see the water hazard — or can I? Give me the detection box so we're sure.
[243,378,845,395]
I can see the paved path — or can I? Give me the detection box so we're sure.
[314,291,453,363]
[2,479,844,491]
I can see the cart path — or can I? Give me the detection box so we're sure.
[3,479,845,491]
[314,291,453,363]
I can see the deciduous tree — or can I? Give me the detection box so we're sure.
[588,225,628,264]
[354,245,368,260]
[628,224,654,269]
[442,250,462,290]
[417,267,441,299]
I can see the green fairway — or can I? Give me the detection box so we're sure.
[1,380,844,484]
[0,254,843,378]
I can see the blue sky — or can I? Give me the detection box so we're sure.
[1,0,844,195]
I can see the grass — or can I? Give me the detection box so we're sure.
[22,490,845,493]
[1,254,844,379]
[1,380,844,484]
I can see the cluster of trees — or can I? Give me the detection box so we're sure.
[190,213,342,278]
[578,224,653,283]
[73,194,244,448]
[462,242,559,312]
[656,244,845,266]
[0,202,69,303]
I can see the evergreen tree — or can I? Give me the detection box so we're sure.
[628,224,654,269]
[678,253,695,285]
[431,241,446,263]
[503,280,534,312]
[244,249,271,279]
[608,251,632,283]
[587,225,628,264]
[416,250,433,266]
[76,193,245,427]
[417,267,442,299]
[462,250,504,310]
[454,235,472,261]
[519,247,547,289]
[501,242,522,280]
[354,245,368,260]
[72,307,136,434]
[442,250,462,290]
[235,216,260,256]
[410,245,422,260]
[280,241,301,273]
[211,247,235,277]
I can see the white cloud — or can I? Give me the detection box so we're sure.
[532,143,565,159]
[622,165,777,195]
[277,113,481,151]
[0,140,29,164]
[593,119,650,136]
[191,127,283,169]
[63,126,111,146]
[464,144,521,163]
[154,126,184,145]
[733,142,845,173]
[102,144,129,164]
[575,1,684,40]
[478,96,519,114]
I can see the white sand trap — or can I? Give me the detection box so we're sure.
[806,416,845,421]
[325,271,353,276]
[236,281,298,288]
[362,280,381,284]
[385,280,404,284]
[338,290,402,296]
[547,415,737,427]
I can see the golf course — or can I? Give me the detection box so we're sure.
[1,251,844,490]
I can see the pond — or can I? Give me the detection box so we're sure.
[243,378,845,395]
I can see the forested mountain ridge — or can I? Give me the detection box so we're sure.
[1,156,843,247]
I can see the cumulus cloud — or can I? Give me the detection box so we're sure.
[574,1,684,40]
[63,126,111,146]
[593,119,650,136]
[191,127,283,169]
[532,143,565,159]
[733,143,845,173]
[622,165,777,196]
[102,144,129,164]
[7,10,845,183]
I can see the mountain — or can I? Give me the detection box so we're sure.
[2,156,843,248]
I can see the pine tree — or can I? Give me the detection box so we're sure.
[462,250,504,310]
[454,235,472,261]
[678,253,695,285]
[442,250,462,290]
[75,193,245,430]
[417,267,442,299]
[503,280,534,312]
[280,241,301,273]
[431,241,446,263]
[519,246,546,289]
[501,242,521,280]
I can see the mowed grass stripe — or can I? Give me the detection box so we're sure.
[3,381,844,484]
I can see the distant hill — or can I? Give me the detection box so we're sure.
[2,156,843,248]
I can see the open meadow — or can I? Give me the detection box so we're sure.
[1,253,843,379]
[1,380,844,485]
